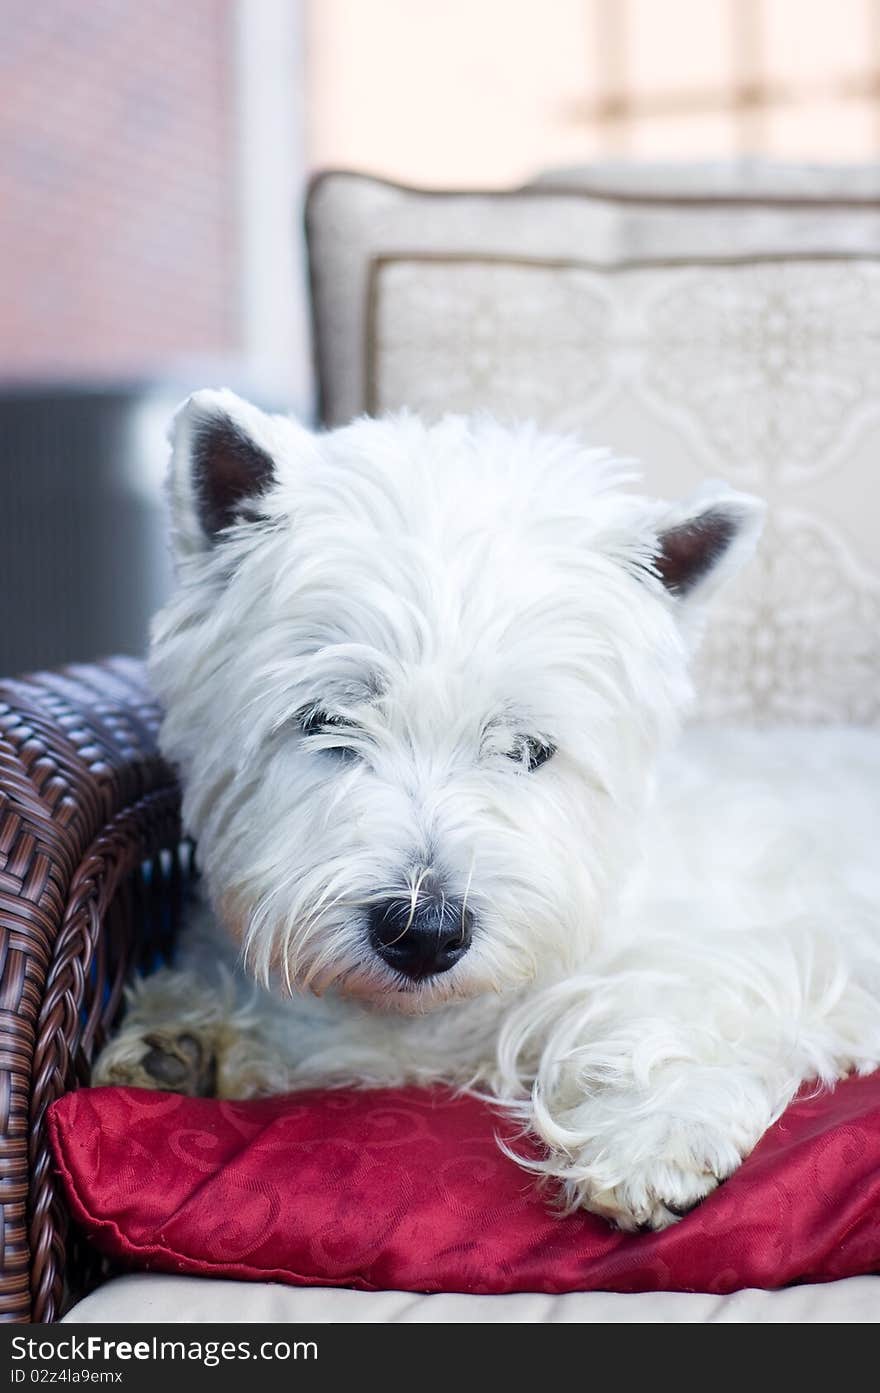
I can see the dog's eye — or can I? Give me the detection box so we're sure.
[524,738,555,771]
[298,710,359,760]
[512,737,556,772]
[300,709,341,737]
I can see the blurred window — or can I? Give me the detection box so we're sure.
[306,0,880,184]
[585,0,879,159]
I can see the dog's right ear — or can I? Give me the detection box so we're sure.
[168,388,307,558]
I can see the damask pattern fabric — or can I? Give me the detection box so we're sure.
[49,1075,880,1296]
[368,253,880,724]
[305,170,880,724]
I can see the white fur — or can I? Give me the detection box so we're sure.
[94,392,880,1232]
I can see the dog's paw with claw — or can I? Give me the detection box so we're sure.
[581,1152,727,1232]
[92,1027,217,1096]
[563,1114,750,1232]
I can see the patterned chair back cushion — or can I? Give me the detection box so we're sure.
[305,167,880,724]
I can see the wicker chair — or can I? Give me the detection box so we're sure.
[0,657,188,1323]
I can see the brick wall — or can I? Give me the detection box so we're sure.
[0,1,241,379]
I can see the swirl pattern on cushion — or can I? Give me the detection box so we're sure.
[49,1074,880,1295]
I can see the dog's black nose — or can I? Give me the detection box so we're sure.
[368,888,473,980]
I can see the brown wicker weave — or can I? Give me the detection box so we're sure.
[0,657,187,1323]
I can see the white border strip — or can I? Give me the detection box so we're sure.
[234,0,311,411]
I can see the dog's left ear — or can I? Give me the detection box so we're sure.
[167,388,312,558]
[651,485,765,603]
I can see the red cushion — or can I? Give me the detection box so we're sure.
[48,1075,880,1295]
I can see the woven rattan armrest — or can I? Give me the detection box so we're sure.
[0,657,185,1323]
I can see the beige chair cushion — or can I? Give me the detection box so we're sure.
[305,168,880,725]
[531,158,880,199]
[64,1273,880,1323]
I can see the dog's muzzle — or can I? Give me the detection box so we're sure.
[368,881,473,981]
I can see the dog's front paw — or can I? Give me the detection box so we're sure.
[564,1114,748,1232]
[579,1146,726,1233]
[92,1027,217,1096]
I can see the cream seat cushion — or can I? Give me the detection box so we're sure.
[64,1274,880,1323]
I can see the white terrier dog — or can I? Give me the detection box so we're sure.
[94,389,880,1232]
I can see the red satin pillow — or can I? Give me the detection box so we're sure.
[48,1075,880,1295]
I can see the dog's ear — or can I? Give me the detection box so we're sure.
[168,389,308,557]
[651,485,765,602]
